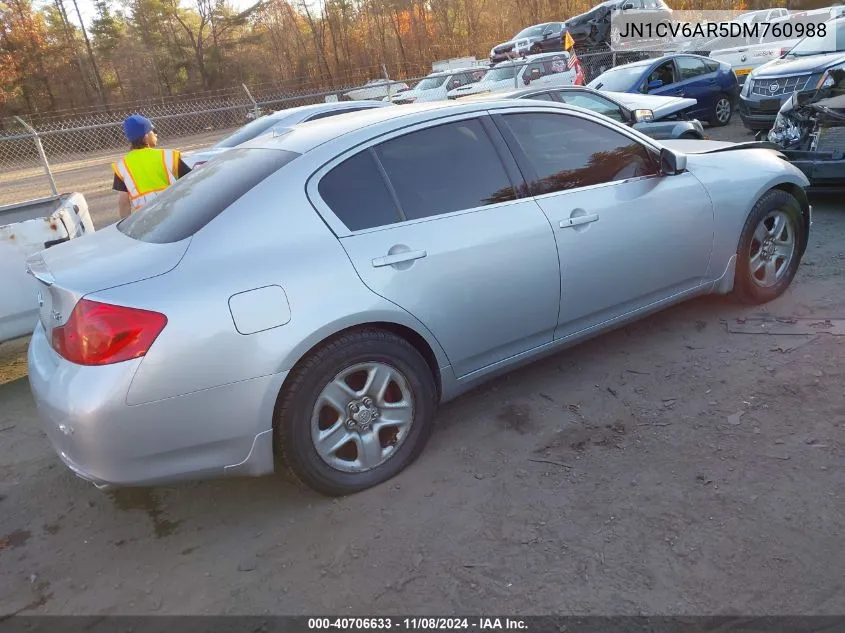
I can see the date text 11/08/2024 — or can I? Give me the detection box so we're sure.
[307,618,528,631]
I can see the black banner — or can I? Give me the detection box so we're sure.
[2,617,845,633]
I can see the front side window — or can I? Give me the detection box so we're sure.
[645,60,677,91]
[373,119,517,220]
[499,113,658,195]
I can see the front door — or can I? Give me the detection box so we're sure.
[311,116,561,377]
[492,110,715,338]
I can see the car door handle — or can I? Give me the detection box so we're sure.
[371,250,427,267]
[559,214,599,228]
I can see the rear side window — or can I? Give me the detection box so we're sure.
[119,148,299,243]
[373,119,516,220]
[318,151,402,231]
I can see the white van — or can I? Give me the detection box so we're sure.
[710,7,845,83]
[446,52,581,99]
[392,67,488,104]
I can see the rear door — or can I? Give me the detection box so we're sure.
[308,115,562,378]
[664,56,715,118]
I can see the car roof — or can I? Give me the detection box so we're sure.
[242,99,587,154]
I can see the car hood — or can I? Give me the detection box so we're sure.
[605,91,697,118]
[26,222,190,297]
[754,52,845,77]
[448,81,502,97]
[660,139,784,154]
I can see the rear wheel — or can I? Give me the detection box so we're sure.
[276,329,437,496]
[733,189,804,305]
[710,94,733,126]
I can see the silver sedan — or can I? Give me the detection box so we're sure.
[27,100,811,496]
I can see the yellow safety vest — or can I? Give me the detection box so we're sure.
[112,148,180,211]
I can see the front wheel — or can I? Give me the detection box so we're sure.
[276,329,437,496]
[710,94,733,126]
[732,189,804,305]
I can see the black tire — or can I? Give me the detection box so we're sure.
[732,189,804,305]
[709,93,733,127]
[276,329,437,497]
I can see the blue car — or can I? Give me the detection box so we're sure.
[587,54,741,127]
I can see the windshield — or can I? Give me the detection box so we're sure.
[415,75,449,90]
[485,66,518,81]
[515,23,553,38]
[588,65,648,91]
[213,115,282,148]
[785,20,845,57]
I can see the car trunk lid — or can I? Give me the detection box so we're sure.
[26,223,189,339]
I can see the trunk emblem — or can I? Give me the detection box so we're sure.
[51,309,62,322]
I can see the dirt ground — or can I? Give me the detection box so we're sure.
[1,119,844,616]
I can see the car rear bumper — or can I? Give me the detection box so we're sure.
[27,322,285,488]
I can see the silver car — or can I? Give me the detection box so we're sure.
[27,100,811,496]
[182,100,393,168]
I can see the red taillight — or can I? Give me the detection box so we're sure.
[51,299,167,366]
[779,47,790,57]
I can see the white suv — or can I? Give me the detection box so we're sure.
[392,68,488,104]
[446,52,581,99]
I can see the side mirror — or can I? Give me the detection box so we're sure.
[622,1,635,9]
[659,147,686,175]
[647,79,664,90]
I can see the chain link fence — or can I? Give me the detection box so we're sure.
[0,49,658,214]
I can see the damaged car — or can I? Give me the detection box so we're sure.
[767,65,845,189]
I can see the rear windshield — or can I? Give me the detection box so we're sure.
[118,148,300,243]
[213,116,281,148]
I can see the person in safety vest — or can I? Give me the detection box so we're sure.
[112,114,192,218]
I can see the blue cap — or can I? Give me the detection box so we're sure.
[122,114,154,142]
